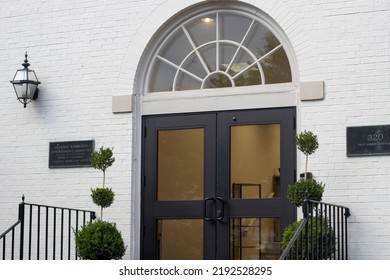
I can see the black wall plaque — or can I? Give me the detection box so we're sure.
[347,125,390,157]
[49,140,94,168]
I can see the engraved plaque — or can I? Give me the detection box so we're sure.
[347,126,390,157]
[49,140,94,168]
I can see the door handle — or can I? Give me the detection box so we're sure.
[216,197,225,221]
[203,197,214,221]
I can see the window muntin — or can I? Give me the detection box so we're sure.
[149,10,292,92]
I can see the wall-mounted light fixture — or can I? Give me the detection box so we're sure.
[10,52,41,108]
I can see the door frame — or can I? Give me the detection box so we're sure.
[141,113,217,259]
[215,108,297,258]
[140,107,296,260]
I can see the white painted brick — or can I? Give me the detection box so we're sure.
[1,0,390,260]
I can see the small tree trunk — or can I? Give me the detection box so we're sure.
[304,154,308,181]
[101,170,106,220]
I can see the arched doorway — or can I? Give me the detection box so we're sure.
[134,2,298,260]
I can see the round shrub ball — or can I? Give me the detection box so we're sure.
[75,220,126,260]
[287,178,324,207]
[281,217,335,260]
[91,187,115,209]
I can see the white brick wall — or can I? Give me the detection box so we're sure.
[1,0,390,259]
[283,0,390,259]
[0,0,150,259]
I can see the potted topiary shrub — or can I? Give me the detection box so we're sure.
[287,130,324,207]
[89,146,115,220]
[281,130,334,259]
[74,146,127,260]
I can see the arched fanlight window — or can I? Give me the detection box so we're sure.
[148,9,292,92]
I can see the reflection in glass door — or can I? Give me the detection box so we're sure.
[231,218,280,260]
[141,108,296,260]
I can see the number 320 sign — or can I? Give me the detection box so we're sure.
[347,125,390,157]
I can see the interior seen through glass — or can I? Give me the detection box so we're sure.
[230,124,280,199]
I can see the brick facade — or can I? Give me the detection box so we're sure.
[1,0,389,259]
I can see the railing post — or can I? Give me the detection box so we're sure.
[18,195,25,260]
[90,211,96,222]
[303,199,308,219]
[344,208,350,260]
[302,199,309,260]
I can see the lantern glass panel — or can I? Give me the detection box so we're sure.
[14,69,28,81]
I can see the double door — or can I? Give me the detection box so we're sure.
[141,108,296,259]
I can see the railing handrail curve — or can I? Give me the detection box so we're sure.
[0,221,22,240]
[279,217,307,260]
[279,199,350,260]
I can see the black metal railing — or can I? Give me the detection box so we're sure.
[0,196,96,260]
[280,199,350,260]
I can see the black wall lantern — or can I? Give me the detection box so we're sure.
[10,52,41,108]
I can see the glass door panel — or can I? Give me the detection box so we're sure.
[158,128,204,201]
[230,218,281,260]
[230,124,281,199]
[158,219,203,260]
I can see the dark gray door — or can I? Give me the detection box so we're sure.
[141,108,296,260]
